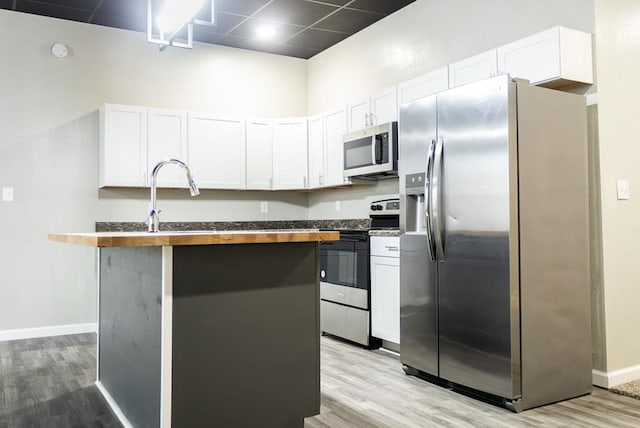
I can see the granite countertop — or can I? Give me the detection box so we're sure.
[95,219,371,233]
[48,230,339,248]
[369,229,400,237]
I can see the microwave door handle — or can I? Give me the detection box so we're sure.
[374,135,383,164]
[425,139,436,262]
[370,135,377,165]
[432,137,445,261]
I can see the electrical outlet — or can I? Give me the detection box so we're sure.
[260,201,269,213]
[2,187,14,202]
[617,180,630,200]
[335,201,341,212]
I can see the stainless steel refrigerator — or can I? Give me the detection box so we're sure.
[399,75,592,412]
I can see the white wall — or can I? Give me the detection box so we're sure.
[0,10,308,332]
[593,0,640,377]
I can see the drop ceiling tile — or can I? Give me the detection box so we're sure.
[312,8,380,33]
[254,0,338,27]
[97,0,146,16]
[286,28,348,51]
[16,1,91,21]
[193,27,224,44]
[91,11,146,33]
[306,0,351,5]
[347,0,415,15]
[198,11,246,34]
[214,0,271,16]
[31,0,100,10]
[229,17,304,43]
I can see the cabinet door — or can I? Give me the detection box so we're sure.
[347,98,371,132]
[99,104,147,187]
[273,118,308,189]
[188,113,246,189]
[397,67,449,107]
[371,85,398,125]
[147,108,188,188]
[448,49,498,88]
[498,26,593,87]
[246,118,273,190]
[371,254,400,344]
[307,114,324,188]
[323,106,348,187]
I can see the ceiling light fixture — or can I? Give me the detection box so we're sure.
[255,25,277,40]
[147,0,216,51]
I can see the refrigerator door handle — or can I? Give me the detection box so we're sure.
[432,137,445,261]
[425,139,436,261]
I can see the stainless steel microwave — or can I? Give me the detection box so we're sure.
[343,122,398,179]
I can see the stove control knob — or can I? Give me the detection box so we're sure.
[376,204,383,210]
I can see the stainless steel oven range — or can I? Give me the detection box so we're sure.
[319,198,399,348]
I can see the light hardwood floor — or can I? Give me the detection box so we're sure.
[306,336,640,427]
[1,334,639,427]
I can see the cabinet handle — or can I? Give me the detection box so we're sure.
[269,177,273,189]
[303,176,308,188]
[319,174,324,185]
[385,246,399,252]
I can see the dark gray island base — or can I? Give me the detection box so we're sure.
[98,242,320,428]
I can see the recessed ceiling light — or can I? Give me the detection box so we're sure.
[255,25,277,40]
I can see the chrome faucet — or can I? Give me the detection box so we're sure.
[148,159,200,233]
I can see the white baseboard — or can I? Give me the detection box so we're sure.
[0,322,97,342]
[96,381,133,428]
[593,365,640,388]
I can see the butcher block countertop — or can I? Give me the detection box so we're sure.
[48,229,339,248]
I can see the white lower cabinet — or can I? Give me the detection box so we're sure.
[188,113,246,189]
[370,236,400,344]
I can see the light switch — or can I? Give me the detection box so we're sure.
[260,201,269,213]
[617,180,630,200]
[2,187,14,202]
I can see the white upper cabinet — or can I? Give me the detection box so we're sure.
[397,66,449,107]
[147,108,188,188]
[272,117,308,190]
[497,26,593,88]
[188,113,246,190]
[308,114,325,188]
[99,104,148,188]
[246,118,273,190]
[371,86,398,125]
[448,49,498,88]
[323,106,348,187]
[347,85,398,132]
[347,98,370,132]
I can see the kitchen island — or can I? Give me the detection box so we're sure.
[49,230,339,428]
